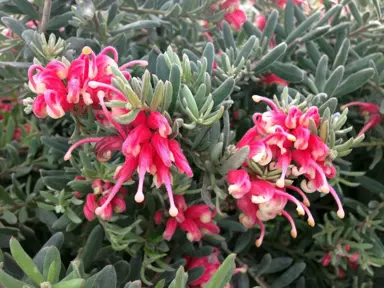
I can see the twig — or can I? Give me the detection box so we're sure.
[39,0,52,33]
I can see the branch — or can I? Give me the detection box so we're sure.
[39,0,52,33]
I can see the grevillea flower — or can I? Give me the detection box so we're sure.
[64,86,192,217]
[341,102,382,136]
[261,74,289,86]
[227,95,345,246]
[26,46,147,119]
[156,195,219,242]
[185,248,245,288]
[216,0,247,31]
[83,179,127,221]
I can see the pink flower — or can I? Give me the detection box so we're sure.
[261,74,288,86]
[27,46,148,119]
[321,253,331,267]
[224,9,247,30]
[227,170,251,199]
[225,95,345,246]
[156,195,219,242]
[64,91,193,218]
[82,178,127,221]
[341,102,382,135]
[185,249,222,287]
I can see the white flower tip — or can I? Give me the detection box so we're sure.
[319,185,330,194]
[88,81,98,89]
[95,207,103,216]
[82,46,92,55]
[308,218,315,227]
[337,209,345,219]
[304,200,311,207]
[63,153,71,161]
[169,206,178,217]
[134,192,145,203]
[255,239,262,247]
[297,206,305,216]
[276,178,285,188]
[252,96,261,103]
[252,195,267,204]
[290,229,297,238]
[287,134,296,142]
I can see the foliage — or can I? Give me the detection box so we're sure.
[0,0,383,287]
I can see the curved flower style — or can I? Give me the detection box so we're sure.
[83,179,127,221]
[341,102,382,136]
[26,46,147,119]
[155,195,219,242]
[64,91,193,218]
[227,95,345,246]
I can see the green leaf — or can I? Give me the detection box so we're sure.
[115,109,140,125]
[203,42,215,75]
[5,117,16,144]
[348,2,362,25]
[52,279,85,288]
[10,237,44,284]
[48,12,74,30]
[315,55,328,91]
[253,42,287,74]
[0,268,30,288]
[187,267,204,284]
[332,38,349,69]
[169,266,188,288]
[212,77,235,106]
[218,146,249,174]
[372,0,381,18]
[114,260,131,286]
[81,225,104,272]
[222,21,236,53]
[1,17,26,36]
[284,0,294,35]
[156,54,170,81]
[3,211,17,225]
[14,0,39,19]
[333,68,374,98]
[323,66,344,97]
[264,257,293,274]
[286,12,321,44]
[218,220,247,232]
[43,247,61,284]
[235,36,256,67]
[269,62,304,83]
[300,25,330,42]
[253,254,272,276]
[0,185,15,205]
[356,176,384,195]
[0,61,31,69]
[243,20,262,38]
[95,265,117,288]
[315,5,342,27]
[111,20,160,34]
[151,81,165,111]
[234,230,253,253]
[205,254,236,288]
[261,10,278,51]
[271,262,306,288]
[168,64,181,113]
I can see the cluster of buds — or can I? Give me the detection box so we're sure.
[82,179,127,221]
[321,244,359,278]
[26,46,146,119]
[227,95,346,246]
[341,102,382,136]
[155,195,219,242]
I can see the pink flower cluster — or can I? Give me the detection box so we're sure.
[322,244,359,278]
[155,195,219,242]
[64,100,193,218]
[227,96,345,246]
[82,179,127,221]
[27,46,146,119]
[220,0,247,30]
[341,102,382,136]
